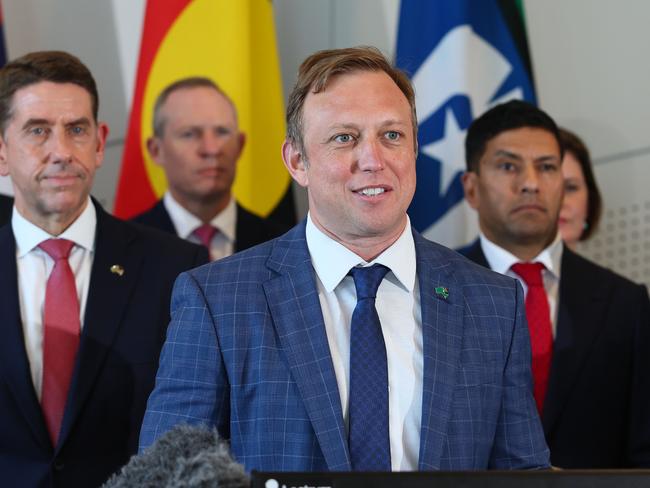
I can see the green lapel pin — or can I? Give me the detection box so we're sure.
[435,286,449,300]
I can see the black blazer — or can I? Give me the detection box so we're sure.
[132,199,285,253]
[459,239,650,468]
[0,194,12,227]
[0,203,208,487]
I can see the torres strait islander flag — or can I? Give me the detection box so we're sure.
[396,0,537,248]
[114,0,294,226]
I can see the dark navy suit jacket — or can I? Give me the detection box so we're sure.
[140,222,550,471]
[0,194,12,227]
[0,203,208,487]
[459,239,650,468]
[132,199,286,253]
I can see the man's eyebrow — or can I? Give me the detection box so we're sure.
[534,154,560,163]
[326,119,409,132]
[493,149,523,161]
[327,123,359,130]
[173,124,202,131]
[378,119,409,128]
[21,118,52,130]
[65,117,92,127]
[492,150,560,163]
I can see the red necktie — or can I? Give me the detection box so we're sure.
[39,238,81,445]
[192,224,218,259]
[511,262,553,414]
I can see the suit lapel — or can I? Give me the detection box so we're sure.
[144,200,176,235]
[263,222,351,471]
[58,205,143,447]
[0,226,51,449]
[542,248,610,434]
[262,226,468,469]
[414,233,464,470]
[152,200,176,234]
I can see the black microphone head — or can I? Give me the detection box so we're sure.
[103,424,249,488]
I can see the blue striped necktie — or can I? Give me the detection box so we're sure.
[348,264,391,471]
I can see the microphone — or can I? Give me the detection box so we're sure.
[103,424,249,487]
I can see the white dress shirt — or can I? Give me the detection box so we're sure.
[479,233,563,337]
[163,192,236,260]
[12,198,96,399]
[305,214,423,471]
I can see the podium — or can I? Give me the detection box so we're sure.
[252,470,650,488]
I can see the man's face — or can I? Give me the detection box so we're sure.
[148,86,245,207]
[283,70,416,247]
[0,81,107,230]
[462,127,563,252]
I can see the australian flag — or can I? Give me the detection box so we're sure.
[396,0,537,247]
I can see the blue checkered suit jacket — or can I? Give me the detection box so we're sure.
[139,221,549,471]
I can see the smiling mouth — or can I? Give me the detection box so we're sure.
[356,187,387,197]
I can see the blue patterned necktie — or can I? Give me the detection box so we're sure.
[348,264,391,471]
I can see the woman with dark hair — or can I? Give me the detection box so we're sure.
[558,128,603,249]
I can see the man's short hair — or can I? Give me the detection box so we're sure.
[0,50,99,135]
[465,100,563,173]
[152,77,235,137]
[285,46,417,156]
[559,127,602,241]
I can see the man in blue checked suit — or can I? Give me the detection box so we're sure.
[140,46,550,471]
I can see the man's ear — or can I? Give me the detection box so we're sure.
[235,131,246,161]
[94,122,109,169]
[0,134,8,177]
[281,139,308,187]
[146,136,163,166]
[461,171,480,210]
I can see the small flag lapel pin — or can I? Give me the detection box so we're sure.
[435,286,449,300]
[110,264,125,276]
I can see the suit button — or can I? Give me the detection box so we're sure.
[53,460,65,471]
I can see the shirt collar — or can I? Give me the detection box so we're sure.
[12,197,97,257]
[305,213,417,293]
[479,231,563,279]
[163,192,236,242]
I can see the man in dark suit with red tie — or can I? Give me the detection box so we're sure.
[131,77,286,260]
[0,51,208,487]
[459,100,650,468]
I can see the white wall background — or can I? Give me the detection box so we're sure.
[1,0,648,285]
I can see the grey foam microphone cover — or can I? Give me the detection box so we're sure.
[103,424,249,488]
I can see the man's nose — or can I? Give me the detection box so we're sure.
[357,139,385,172]
[519,163,539,193]
[199,132,224,155]
[49,130,74,164]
